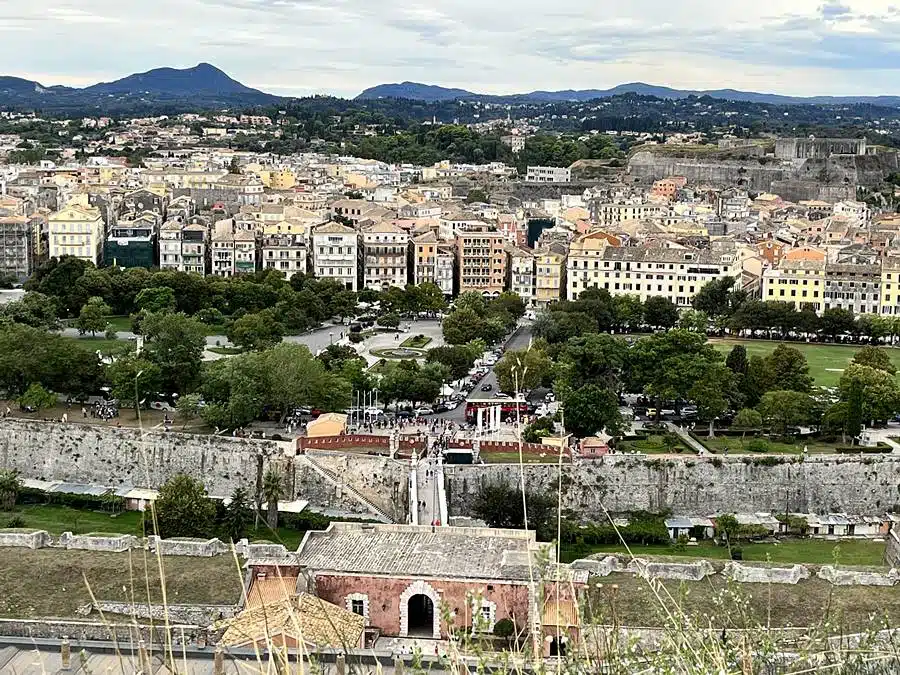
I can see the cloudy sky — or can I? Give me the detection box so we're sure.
[4,0,900,98]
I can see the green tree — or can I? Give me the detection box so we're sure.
[262,468,283,530]
[465,188,488,204]
[75,296,110,336]
[845,377,864,443]
[715,513,739,554]
[425,345,477,382]
[0,469,22,511]
[471,481,556,541]
[330,290,358,321]
[765,344,813,393]
[732,408,763,430]
[725,345,749,376]
[839,363,900,425]
[757,390,813,437]
[820,308,856,341]
[494,348,551,394]
[693,277,744,318]
[741,355,772,408]
[643,296,679,330]
[106,355,161,418]
[377,312,401,329]
[260,344,341,422]
[153,474,216,538]
[141,312,206,395]
[176,393,203,429]
[17,383,57,413]
[135,286,176,314]
[562,385,623,439]
[442,308,485,345]
[612,295,644,331]
[221,486,252,542]
[852,346,897,375]
[689,364,736,438]
[1,292,60,329]
[228,157,241,174]
[491,292,527,321]
[678,309,708,333]
[227,311,284,351]
[413,282,447,314]
[557,333,627,390]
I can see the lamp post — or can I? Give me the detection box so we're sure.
[329,331,334,345]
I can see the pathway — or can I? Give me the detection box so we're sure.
[665,422,709,455]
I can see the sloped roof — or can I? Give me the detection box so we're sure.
[314,221,355,234]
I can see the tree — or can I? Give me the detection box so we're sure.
[839,363,900,425]
[765,344,813,393]
[692,277,745,319]
[471,481,556,541]
[262,468,283,530]
[733,408,763,430]
[561,385,623,439]
[260,344,343,422]
[377,312,401,329]
[176,393,203,429]
[757,390,813,437]
[414,282,447,314]
[221,487,252,542]
[425,345,477,382]
[678,309,708,333]
[715,513,739,554]
[557,334,627,390]
[689,364,736,438]
[845,377,864,443]
[75,297,110,336]
[465,188,488,204]
[494,348,552,394]
[0,469,21,511]
[492,292,527,321]
[141,312,206,395]
[820,308,856,341]
[153,474,216,538]
[330,290,358,321]
[135,286,176,314]
[17,383,57,413]
[228,157,241,174]
[106,355,161,418]
[852,346,896,375]
[643,296,679,330]
[442,308,485,345]
[612,295,644,331]
[227,311,284,351]
[1,292,60,329]
[741,355,772,408]
[725,345,749,376]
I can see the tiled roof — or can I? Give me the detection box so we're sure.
[246,576,299,609]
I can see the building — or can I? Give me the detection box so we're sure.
[47,202,105,264]
[103,214,157,269]
[570,243,740,307]
[0,215,33,279]
[293,522,586,647]
[413,231,454,297]
[774,137,867,159]
[331,199,388,226]
[211,218,258,277]
[159,221,208,275]
[361,221,410,290]
[262,234,308,280]
[650,177,687,200]
[507,244,536,306]
[760,247,827,312]
[824,262,881,315]
[312,221,360,291]
[501,135,526,153]
[566,230,622,300]
[833,200,871,226]
[534,246,567,307]
[457,230,507,298]
[590,202,667,227]
[526,166,571,183]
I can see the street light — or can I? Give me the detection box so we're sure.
[329,331,334,345]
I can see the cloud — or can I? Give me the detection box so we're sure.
[4,0,900,98]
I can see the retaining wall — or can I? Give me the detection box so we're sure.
[723,562,811,584]
[91,602,237,625]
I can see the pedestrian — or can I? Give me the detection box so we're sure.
[82,406,87,418]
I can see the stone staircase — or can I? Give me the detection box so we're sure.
[299,454,394,523]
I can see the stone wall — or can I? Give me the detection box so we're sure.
[91,601,236,625]
[0,618,204,644]
[0,529,50,549]
[59,532,138,552]
[445,454,900,517]
[885,528,900,568]
[817,565,899,587]
[723,562,811,584]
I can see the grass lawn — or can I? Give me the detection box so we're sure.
[62,336,134,355]
[618,433,695,455]
[697,435,837,455]
[207,346,243,355]
[561,538,886,567]
[709,339,900,388]
[401,335,433,349]
[103,315,133,332]
[480,451,570,464]
[0,548,244,618]
[586,573,900,631]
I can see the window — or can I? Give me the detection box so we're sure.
[351,599,364,615]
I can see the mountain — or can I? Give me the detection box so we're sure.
[356,82,477,101]
[354,80,900,106]
[0,63,280,114]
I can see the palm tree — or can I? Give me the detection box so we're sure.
[0,470,21,511]
[262,469,283,530]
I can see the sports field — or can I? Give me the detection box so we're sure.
[709,339,900,388]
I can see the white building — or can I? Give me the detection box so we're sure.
[526,166,571,183]
[312,221,360,290]
[361,221,410,290]
[262,234,307,280]
[159,221,208,275]
[507,244,536,306]
[833,200,871,226]
[413,231,455,297]
[211,219,257,277]
[47,202,105,264]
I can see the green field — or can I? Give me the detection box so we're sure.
[62,336,133,355]
[697,435,839,455]
[561,538,886,566]
[710,339,900,387]
[618,433,695,455]
[480,451,569,464]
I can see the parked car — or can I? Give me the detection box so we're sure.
[494,392,511,400]
[481,384,493,391]
[414,407,433,416]
[544,392,555,402]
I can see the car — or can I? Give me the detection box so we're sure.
[494,392,511,399]
[544,392,555,402]
[481,384,493,391]
[414,407,433,416]
[646,408,658,418]
[433,403,450,413]
[364,407,383,417]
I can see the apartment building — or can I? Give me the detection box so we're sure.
[824,262,881,315]
[104,214,157,269]
[48,202,105,264]
[0,215,33,279]
[880,256,900,316]
[457,230,507,298]
[262,234,307,280]
[312,221,360,291]
[570,244,739,307]
[590,202,667,226]
[413,231,454,297]
[159,221,208,275]
[760,248,827,312]
[331,199,390,226]
[526,166,571,183]
[361,221,410,290]
[534,246,567,307]
[211,219,258,277]
[566,230,622,300]
[506,244,535,306]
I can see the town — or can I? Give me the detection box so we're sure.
[2,81,900,672]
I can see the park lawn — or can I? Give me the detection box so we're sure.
[0,548,244,618]
[62,336,133,355]
[586,573,900,631]
[103,315,133,332]
[709,339,900,387]
[401,335,433,349]
[618,433,695,455]
[698,435,837,455]
[207,346,243,355]
[480,451,569,464]
[560,538,886,567]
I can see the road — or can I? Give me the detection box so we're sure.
[415,456,441,526]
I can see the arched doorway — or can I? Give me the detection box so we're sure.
[407,594,434,636]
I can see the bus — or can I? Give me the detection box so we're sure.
[465,398,529,423]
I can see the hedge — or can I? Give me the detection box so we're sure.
[834,445,892,454]
[17,486,125,511]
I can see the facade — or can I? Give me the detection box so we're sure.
[262,234,308,280]
[823,262,881,315]
[103,216,157,269]
[312,221,360,291]
[361,222,410,290]
[47,203,105,264]
[774,137,867,159]
[457,230,507,298]
[761,248,827,312]
[570,244,740,307]
[413,231,454,296]
[590,202,667,226]
[880,257,900,316]
[507,244,536,306]
[534,247,567,307]
[526,166,571,183]
[566,230,622,300]
[210,218,259,277]
[159,221,208,275]
[0,216,33,279]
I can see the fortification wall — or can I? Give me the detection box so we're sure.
[445,454,900,517]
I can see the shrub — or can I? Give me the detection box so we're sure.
[349,333,364,344]
[746,438,770,453]
[5,516,25,528]
[493,618,516,640]
[731,546,744,560]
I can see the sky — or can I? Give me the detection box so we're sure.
[4,0,900,98]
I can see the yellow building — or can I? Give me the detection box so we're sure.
[48,201,105,264]
[534,247,567,307]
[760,247,827,312]
[881,256,900,316]
[252,167,296,190]
[566,230,622,300]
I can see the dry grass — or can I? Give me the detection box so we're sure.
[0,548,243,618]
